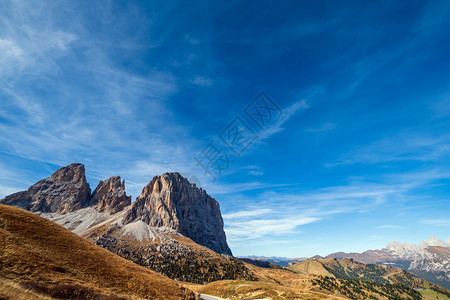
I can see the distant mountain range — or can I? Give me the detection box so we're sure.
[242,237,450,290]
[237,255,307,267]
[322,237,450,290]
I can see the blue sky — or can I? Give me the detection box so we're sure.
[1,0,449,257]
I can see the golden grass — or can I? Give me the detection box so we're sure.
[0,277,53,300]
[0,204,196,300]
[181,263,349,300]
[288,260,334,277]
[419,289,450,300]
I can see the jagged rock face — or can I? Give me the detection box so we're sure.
[123,172,232,256]
[0,163,91,214]
[92,176,131,214]
[1,164,233,256]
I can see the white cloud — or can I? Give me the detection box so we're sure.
[306,122,336,133]
[375,225,404,229]
[223,208,272,220]
[0,39,23,59]
[221,166,450,245]
[329,133,450,167]
[0,2,193,193]
[190,76,213,87]
[248,170,263,176]
[0,39,25,75]
[225,216,319,241]
[420,219,450,227]
[258,99,309,140]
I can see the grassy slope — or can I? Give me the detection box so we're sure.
[183,263,349,299]
[419,289,450,300]
[288,259,334,277]
[0,277,52,300]
[288,258,450,299]
[0,204,196,300]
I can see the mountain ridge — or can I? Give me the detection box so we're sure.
[0,163,231,256]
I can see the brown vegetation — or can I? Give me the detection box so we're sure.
[0,204,196,300]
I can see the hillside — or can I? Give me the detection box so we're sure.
[180,259,450,300]
[0,204,196,300]
[185,263,349,299]
[288,258,450,299]
[288,258,333,277]
[324,237,450,289]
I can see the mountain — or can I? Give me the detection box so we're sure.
[0,204,196,299]
[92,175,131,214]
[1,163,230,255]
[323,237,450,289]
[123,172,231,255]
[0,163,91,214]
[0,163,253,284]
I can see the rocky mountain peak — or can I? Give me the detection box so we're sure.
[386,237,449,254]
[0,163,91,214]
[92,176,131,214]
[50,163,87,183]
[123,172,232,255]
[419,236,448,248]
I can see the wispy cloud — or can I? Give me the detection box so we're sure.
[375,225,404,229]
[0,1,199,198]
[329,133,450,166]
[225,215,319,241]
[190,76,213,87]
[248,170,263,176]
[306,122,336,134]
[221,166,450,245]
[223,208,272,220]
[420,219,450,227]
[258,99,309,140]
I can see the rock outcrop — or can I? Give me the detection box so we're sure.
[123,172,232,255]
[92,176,131,214]
[0,163,91,214]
